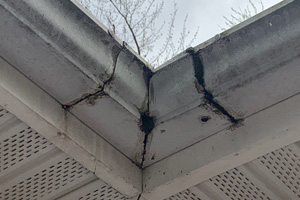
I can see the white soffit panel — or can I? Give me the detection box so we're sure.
[58,180,128,200]
[2,0,300,199]
[167,142,300,200]
[0,106,128,200]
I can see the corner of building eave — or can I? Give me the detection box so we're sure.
[141,0,300,198]
[1,0,156,120]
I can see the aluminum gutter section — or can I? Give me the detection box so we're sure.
[198,0,300,119]
[0,57,142,197]
[144,0,300,199]
[145,0,299,167]
[146,52,232,166]
[1,0,300,199]
[0,0,152,164]
[143,91,300,199]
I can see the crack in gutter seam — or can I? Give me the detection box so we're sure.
[136,194,142,200]
[138,62,155,198]
[62,38,155,168]
[137,59,154,169]
[138,113,155,198]
[187,48,241,124]
[140,112,154,167]
[62,43,124,110]
[139,64,155,167]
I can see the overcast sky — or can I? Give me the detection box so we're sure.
[157,0,282,46]
[81,0,283,66]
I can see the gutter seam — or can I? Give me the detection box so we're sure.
[136,194,142,200]
[62,42,125,110]
[139,92,155,168]
[137,59,155,198]
[187,48,241,124]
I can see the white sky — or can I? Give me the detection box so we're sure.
[157,0,282,46]
[80,0,283,66]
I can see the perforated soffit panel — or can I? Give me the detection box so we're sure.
[168,142,300,200]
[0,106,128,200]
[3,104,300,200]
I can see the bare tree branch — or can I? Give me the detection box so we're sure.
[108,0,141,55]
[220,0,265,31]
[77,0,199,67]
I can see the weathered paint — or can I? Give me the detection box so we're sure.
[1,0,300,199]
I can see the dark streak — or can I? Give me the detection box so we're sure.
[204,90,239,123]
[187,48,241,124]
[62,43,124,110]
[62,89,104,110]
[137,194,142,200]
[139,63,154,168]
[139,112,155,168]
[140,112,155,134]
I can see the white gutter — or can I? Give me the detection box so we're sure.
[1,0,300,199]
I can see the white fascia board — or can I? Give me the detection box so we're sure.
[142,0,300,199]
[1,0,300,198]
[0,57,142,197]
[0,0,151,117]
[0,0,152,164]
[146,52,231,166]
[145,0,300,167]
[143,90,300,200]
[197,0,299,119]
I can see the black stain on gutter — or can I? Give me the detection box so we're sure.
[138,111,155,197]
[187,48,241,124]
[139,70,155,167]
[62,40,155,169]
[139,112,155,167]
[203,88,239,124]
[62,89,105,110]
[137,194,143,200]
[138,61,154,168]
[140,112,155,135]
[62,43,124,110]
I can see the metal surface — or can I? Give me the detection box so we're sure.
[0,106,128,200]
[0,0,150,164]
[143,89,300,199]
[3,99,300,200]
[146,52,231,166]
[1,0,300,199]
[58,180,127,200]
[166,189,201,200]
[146,0,300,167]
[170,142,300,200]
[0,56,142,197]
[197,0,300,119]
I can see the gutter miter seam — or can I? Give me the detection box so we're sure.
[139,62,155,168]
[186,48,242,124]
[61,35,156,169]
[62,42,125,110]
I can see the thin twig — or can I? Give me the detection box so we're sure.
[108,0,141,54]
